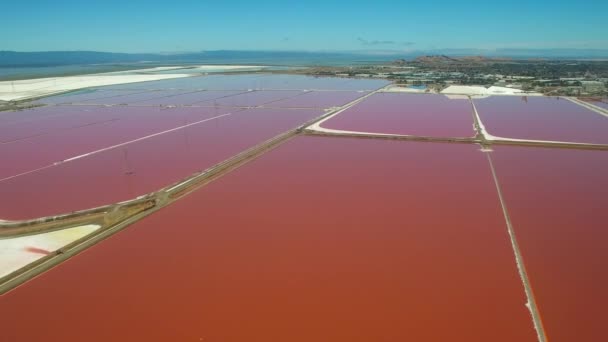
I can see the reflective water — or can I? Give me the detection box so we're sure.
[0,137,536,341]
[35,89,146,105]
[77,89,193,105]
[208,90,304,107]
[135,90,247,106]
[322,93,475,137]
[474,96,608,144]
[491,146,608,341]
[268,91,368,108]
[0,109,323,219]
[98,74,389,91]
[0,106,233,180]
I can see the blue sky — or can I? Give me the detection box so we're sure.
[2,0,607,53]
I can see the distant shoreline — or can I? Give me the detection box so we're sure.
[0,63,275,82]
[4,49,608,81]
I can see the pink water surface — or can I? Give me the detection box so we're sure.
[0,103,117,126]
[268,91,368,108]
[130,90,247,106]
[0,106,120,142]
[0,137,536,341]
[0,108,323,219]
[474,96,608,144]
[208,90,305,107]
[0,106,234,180]
[78,89,193,105]
[491,146,608,342]
[322,93,475,137]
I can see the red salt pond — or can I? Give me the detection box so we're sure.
[268,90,368,108]
[490,146,608,342]
[207,90,304,107]
[321,93,476,138]
[0,106,234,180]
[0,103,117,126]
[0,137,537,341]
[474,96,608,144]
[122,90,247,106]
[0,106,120,143]
[77,90,251,106]
[77,89,193,105]
[0,108,323,219]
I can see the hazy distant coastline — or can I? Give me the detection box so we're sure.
[0,50,389,80]
[3,48,608,67]
[2,49,608,81]
[0,50,396,68]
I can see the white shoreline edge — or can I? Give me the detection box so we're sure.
[0,224,101,279]
[470,97,608,148]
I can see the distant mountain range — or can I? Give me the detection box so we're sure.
[1,49,608,68]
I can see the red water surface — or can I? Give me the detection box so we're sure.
[268,91,368,108]
[490,146,608,342]
[208,90,304,107]
[0,106,234,180]
[322,93,476,138]
[474,96,608,144]
[0,137,537,341]
[0,108,323,219]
